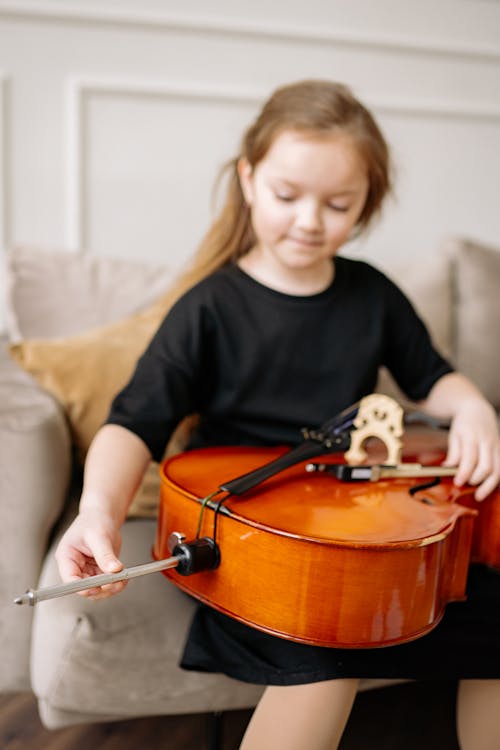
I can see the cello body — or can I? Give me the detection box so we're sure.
[153,429,499,649]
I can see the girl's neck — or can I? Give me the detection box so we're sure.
[238,248,335,297]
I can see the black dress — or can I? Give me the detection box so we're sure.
[107,258,498,684]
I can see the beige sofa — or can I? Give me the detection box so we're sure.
[1,237,499,729]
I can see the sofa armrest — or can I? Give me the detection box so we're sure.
[0,340,72,691]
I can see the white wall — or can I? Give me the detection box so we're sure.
[1,0,499,330]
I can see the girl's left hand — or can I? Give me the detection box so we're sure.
[443,399,500,501]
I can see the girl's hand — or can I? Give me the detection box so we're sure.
[55,509,127,600]
[443,399,500,501]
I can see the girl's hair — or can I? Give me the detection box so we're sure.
[171,79,392,300]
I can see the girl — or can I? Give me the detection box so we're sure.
[56,80,500,750]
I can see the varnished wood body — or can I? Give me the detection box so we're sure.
[154,431,498,648]
[386,429,500,567]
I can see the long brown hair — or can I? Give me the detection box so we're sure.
[169,80,392,303]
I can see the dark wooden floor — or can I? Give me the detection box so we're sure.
[0,681,460,749]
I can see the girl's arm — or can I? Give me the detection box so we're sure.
[419,372,500,501]
[55,424,152,599]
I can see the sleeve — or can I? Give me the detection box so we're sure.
[381,276,454,401]
[106,292,212,462]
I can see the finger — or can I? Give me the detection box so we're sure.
[473,448,500,501]
[443,432,461,469]
[474,473,500,502]
[85,530,123,574]
[467,441,495,487]
[100,580,128,596]
[55,548,91,583]
[77,586,106,599]
[77,580,129,600]
[453,440,479,488]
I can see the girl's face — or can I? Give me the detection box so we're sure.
[238,129,369,291]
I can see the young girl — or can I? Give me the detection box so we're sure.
[55,80,500,750]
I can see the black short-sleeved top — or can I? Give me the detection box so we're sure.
[107,259,498,684]
[108,258,452,461]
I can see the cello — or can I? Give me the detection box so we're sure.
[15,395,500,650]
[154,395,499,648]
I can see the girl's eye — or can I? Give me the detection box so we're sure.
[328,204,349,212]
[275,193,296,203]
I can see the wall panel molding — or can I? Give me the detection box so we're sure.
[64,77,263,251]
[0,73,11,250]
[366,95,500,122]
[1,2,500,63]
[65,77,85,252]
[66,75,500,252]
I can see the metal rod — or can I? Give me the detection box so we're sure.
[373,465,458,481]
[13,555,179,606]
[306,462,457,483]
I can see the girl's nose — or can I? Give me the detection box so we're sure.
[296,200,322,231]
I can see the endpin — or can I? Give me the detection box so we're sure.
[13,556,180,606]
[13,537,219,606]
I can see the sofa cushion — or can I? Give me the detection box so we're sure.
[5,246,175,342]
[448,238,500,410]
[388,253,453,360]
[31,517,265,723]
[374,250,453,405]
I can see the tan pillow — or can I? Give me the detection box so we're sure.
[9,298,165,455]
[8,293,197,518]
[450,238,500,409]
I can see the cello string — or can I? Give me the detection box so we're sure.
[212,497,229,544]
[196,490,223,538]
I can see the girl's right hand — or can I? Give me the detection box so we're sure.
[55,509,127,600]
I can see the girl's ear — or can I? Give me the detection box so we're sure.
[237,157,254,205]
